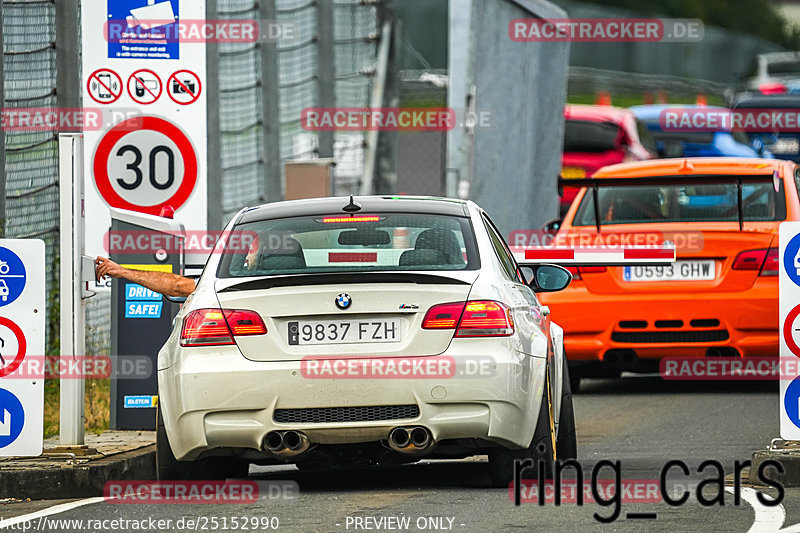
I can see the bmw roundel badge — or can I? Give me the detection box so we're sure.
[335,293,352,310]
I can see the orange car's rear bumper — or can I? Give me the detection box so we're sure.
[541,277,778,362]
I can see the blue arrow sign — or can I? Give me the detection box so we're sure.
[0,388,25,448]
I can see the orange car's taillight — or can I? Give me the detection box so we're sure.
[565,266,607,280]
[181,308,267,347]
[732,248,778,276]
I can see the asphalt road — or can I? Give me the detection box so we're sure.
[0,375,792,532]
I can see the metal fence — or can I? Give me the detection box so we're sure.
[1,0,60,350]
[1,0,380,354]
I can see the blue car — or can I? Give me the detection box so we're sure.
[732,95,800,163]
[630,104,770,158]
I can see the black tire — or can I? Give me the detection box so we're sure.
[557,356,578,461]
[568,364,581,394]
[488,370,556,488]
[156,407,249,480]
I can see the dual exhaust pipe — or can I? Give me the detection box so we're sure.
[263,430,311,457]
[387,426,433,454]
[263,426,434,457]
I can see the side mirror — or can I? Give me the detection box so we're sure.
[525,264,572,292]
[541,218,562,233]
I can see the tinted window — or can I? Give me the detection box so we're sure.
[563,120,621,152]
[482,215,521,282]
[573,181,786,225]
[767,60,800,76]
[218,213,478,277]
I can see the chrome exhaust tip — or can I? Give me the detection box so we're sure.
[387,426,433,454]
[410,427,431,448]
[263,430,312,457]
[283,430,303,451]
[389,427,411,448]
[264,431,284,453]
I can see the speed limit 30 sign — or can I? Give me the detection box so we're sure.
[93,116,198,216]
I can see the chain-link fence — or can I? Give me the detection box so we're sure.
[2,0,60,350]
[1,1,380,357]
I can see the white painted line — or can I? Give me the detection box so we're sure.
[725,487,785,532]
[0,497,105,529]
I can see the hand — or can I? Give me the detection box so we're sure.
[95,256,127,281]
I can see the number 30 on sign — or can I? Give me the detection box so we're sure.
[92,116,198,216]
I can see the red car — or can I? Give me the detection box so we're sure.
[561,105,658,216]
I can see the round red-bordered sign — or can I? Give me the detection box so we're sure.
[127,69,163,105]
[784,304,800,358]
[0,317,27,378]
[93,116,198,215]
[87,68,123,105]
[167,70,202,105]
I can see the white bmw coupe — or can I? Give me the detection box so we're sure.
[157,196,576,486]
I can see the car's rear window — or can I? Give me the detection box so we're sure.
[563,119,621,153]
[572,180,786,226]
[767,60,800,76]
[217,213,479,278]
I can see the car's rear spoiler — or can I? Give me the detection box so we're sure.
[559,173,781,232]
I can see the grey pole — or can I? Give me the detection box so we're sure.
[260,0,282,202]
[0,4,6,236]
[55,0,81,111]
[316,0,335,160]
[206,0,223,230]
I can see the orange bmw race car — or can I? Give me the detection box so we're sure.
[540,157,800,389]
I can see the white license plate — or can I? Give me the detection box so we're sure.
[623,261,715,282]
[288,319,401,345]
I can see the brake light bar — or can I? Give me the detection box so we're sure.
[321,216,380,223]
[422,301,514,337]
[515,246,675,266]
[181,308,267,347]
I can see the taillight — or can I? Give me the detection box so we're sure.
[732,248,778,276]
[565,266,607,280]
[422,302,465,329]
[760,247,779,276]
[422,300,514,337]
[456,301,514,337]
[759,82,787,95]
[181,308,267,347]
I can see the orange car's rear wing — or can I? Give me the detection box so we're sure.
[558,173,782,232]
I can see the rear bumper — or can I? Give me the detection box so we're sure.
[157,339,546,461]
[540,278,778,361]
